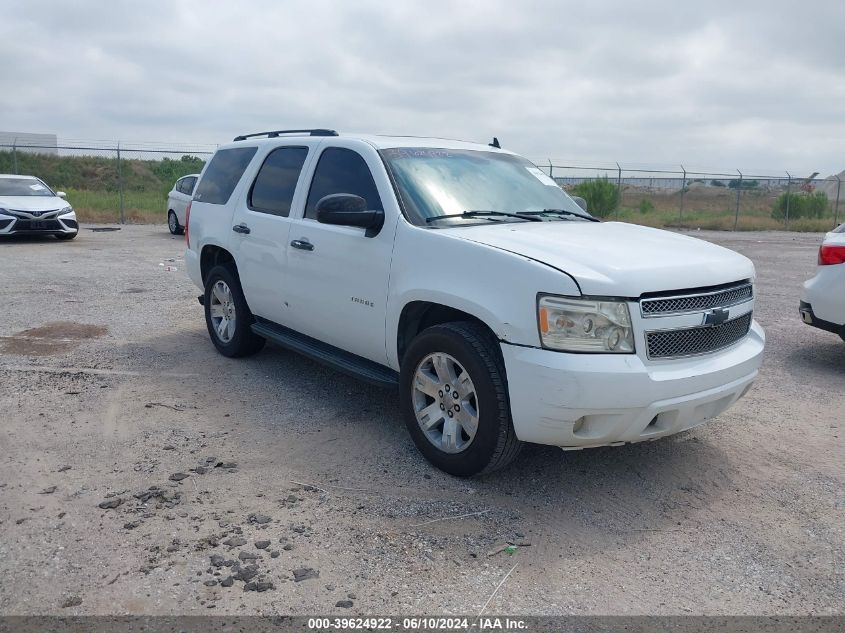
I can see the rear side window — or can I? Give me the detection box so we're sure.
[183,176,197,194]
[194,147,257,205]
[248,147,309,217]
[176,178,189,194]
[304,148,382,220]
[834,222,845,233]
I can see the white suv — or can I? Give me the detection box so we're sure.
[185,129,765,476]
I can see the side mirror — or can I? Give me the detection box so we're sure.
[56,191,67,199]
[572,196,587,212]
[316,193,384,237]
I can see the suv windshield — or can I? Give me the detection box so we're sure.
[0,178,54,197]
[381,147,591,226]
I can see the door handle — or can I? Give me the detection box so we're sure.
[232,223,251,234]
[290,239,314,251]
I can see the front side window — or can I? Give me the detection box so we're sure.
[0,177,54,197]
[304,148,382,220]
[381,147,588,226]
[249,147,309,217]
[184,176,197,194]
[194,147,257,205]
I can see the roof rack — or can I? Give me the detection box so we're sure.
[233,129,339,141]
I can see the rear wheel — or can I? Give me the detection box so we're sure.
[168,210,183,235]
[399,321,522,476]
[203,265,265,357]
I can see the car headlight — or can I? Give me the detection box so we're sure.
[538,295,635,353]
[58,206,73,215]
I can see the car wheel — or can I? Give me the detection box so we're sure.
[203,265,265,358]
[399,321,522,476]
[55,232,77,240]
[168,211,183,235]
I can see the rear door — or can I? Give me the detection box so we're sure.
[228,142,318,322]
[283,141,398,364]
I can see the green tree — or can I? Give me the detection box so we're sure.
[571,176,620,218]
[771,192,829,220]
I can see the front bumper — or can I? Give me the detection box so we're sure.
[0,212,78,235]
[501,320,765,448]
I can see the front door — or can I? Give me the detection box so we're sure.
[284,144,397,365]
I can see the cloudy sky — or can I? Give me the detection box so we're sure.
[1,0,843,175]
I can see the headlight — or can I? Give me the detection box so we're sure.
[58,206,73,215]
[538,295,635,353]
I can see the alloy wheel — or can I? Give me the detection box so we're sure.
[208,280,236,343]
[412,352,480,453]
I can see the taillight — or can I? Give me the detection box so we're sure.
[185,201,192,248]
[818,244,845,265]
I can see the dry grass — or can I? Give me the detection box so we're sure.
[610,186,841,232]
[67,185,841,231]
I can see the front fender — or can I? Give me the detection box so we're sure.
[386,223,581,368]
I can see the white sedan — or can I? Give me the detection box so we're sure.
[800,224,845,342]
[166,173,199,235]
[0,174,78,240]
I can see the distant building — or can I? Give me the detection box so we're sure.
[0,131,58,155]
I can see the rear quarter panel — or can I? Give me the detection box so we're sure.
[185,151,261,289]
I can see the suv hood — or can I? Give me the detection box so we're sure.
[0,196,65,212]
[449,221,754,296]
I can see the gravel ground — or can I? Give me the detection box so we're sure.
[0,226,842,616]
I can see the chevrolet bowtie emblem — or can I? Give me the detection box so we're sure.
[703,307,730,327]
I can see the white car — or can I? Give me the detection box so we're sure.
[800,224,845,342]
[0,174,78,240]
[185,129,765,476]
[166,173,199,235]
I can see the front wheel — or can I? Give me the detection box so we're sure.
[399,322,522,476]
[203,265,265,357]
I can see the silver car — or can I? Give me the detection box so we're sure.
[0,174,78,240]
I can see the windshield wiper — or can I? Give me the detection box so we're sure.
[426,210,542,224]
[517,208,599,222]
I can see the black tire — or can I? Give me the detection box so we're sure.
[203,265,265,357]
[399,321,522,476]
[55,232,77,240]
[168,210,183,235]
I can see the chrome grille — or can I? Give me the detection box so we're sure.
[646,312,752,359]
[641,282,752,317]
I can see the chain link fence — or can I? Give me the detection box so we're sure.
[0,139,215,224]
[1,139,841,231]
[535,160,843,232]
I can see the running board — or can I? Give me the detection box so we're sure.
[251,320,399,388]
